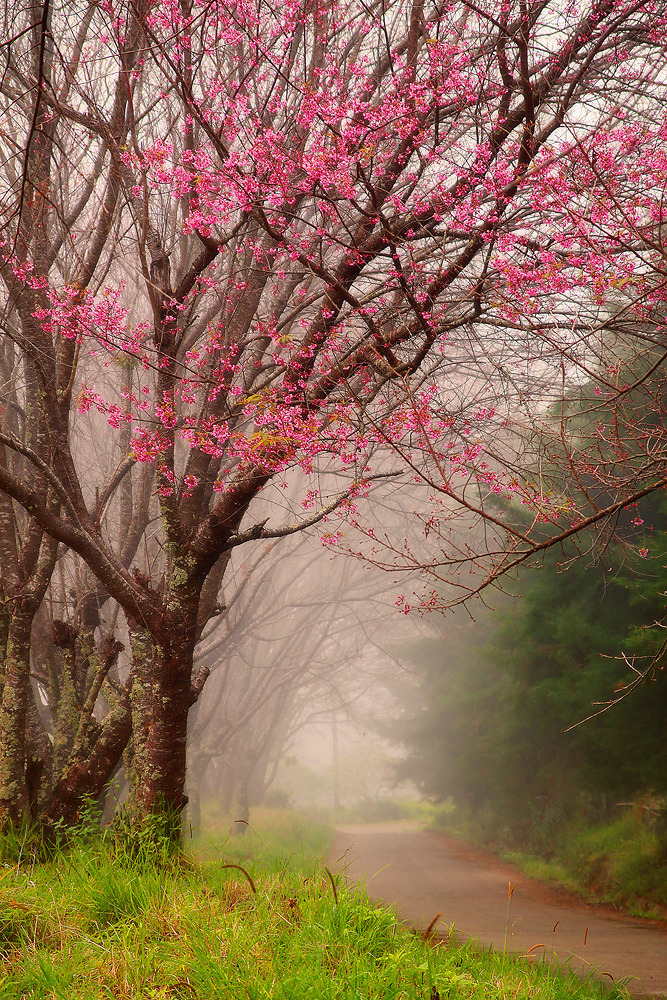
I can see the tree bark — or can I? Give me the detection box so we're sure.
[128,594,199,840]
[41,678,133,829]
[0,609,33,826]
[25,691,51,817]
[133,648,193,833]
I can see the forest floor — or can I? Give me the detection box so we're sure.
[330,822,667,999]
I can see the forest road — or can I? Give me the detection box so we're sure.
[329,823,667,998]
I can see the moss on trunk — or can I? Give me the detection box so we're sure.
[0,611,32,827]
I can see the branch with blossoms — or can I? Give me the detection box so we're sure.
[1,0,667,829]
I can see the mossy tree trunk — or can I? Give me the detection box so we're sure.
[25,694,51,818]
[40,678,133,830]
[0,527,58,830]
[124,582,201,840]
[0,610,33,826]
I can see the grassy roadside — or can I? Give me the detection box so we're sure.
[430,807,667,920]
[190,806,335,869]
[230,802,666,920]
[0,827,634,1000]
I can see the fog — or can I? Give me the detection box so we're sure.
[183,514,434,829]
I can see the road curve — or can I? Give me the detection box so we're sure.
[329,823,667,998]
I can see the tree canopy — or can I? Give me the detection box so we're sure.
[1,0,667,834]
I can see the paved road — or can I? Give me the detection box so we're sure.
[330,823,667,998]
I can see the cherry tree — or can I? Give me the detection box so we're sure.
[1,0,666,834]
[351,48,667,609]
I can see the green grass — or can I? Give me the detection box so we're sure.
[0,833,633,1000]
[560,814,667,917]
[496,851,588,897]
[431,805,667,919]
[191,806,335,870]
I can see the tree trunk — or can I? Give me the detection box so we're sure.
[0,609,32,827]
[231,755,255,836]
[51,626,79,783]
[25,692,52,818]
[126,623,156,812]
[133,658,192,832]
[130,602,198,841]
[41,682,132,829]
[185,766,202,839]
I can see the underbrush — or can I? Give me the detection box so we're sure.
[0,834,633,1000]
[559,814,667,917]
[431,804,666,919]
